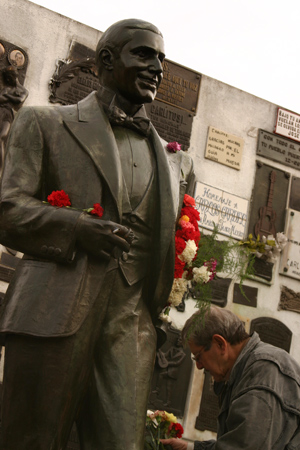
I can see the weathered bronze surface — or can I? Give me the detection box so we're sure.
[279,285,300,314]
[195,370,219,433]
[250,317,292,352]
[233,283,257,308]
[257,129,300,170]
[0,19,195,450]
[248,162,289,240]
[147,324,192,417]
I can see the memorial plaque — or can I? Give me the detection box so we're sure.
[205,126,244,170]
[251,257,274,282]
[289,177,300,211]
[275,108,300,143]
[145,59,201,150]
[194,182,248,240]
[148,324,192,417]
[250,317,292,352]
[195,371,219,433]
[248,162,288,240]
[279,285,300,314]
[144,101,193,151]
[257,129,300,170]
[233,284,257,308]
[189,277,231,308]
[0,264,14,283]
[279,209,300,280]
[0,251,20,269]
[156,60,201,113]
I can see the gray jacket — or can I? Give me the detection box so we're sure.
[195,332,300,450]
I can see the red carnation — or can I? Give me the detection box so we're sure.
[90,203,104,218]
[47,190,71,207]
[176,227,198,242]
[175,235,187,255]
[181,206,200,223]
[168,422,184,438]
[174,256,186,278]
[183,194,195,207]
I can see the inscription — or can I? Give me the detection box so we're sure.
[156,60,201,113]
[205,127,243,170]
[279,209,300,280]
[194,182,248,239]
[275,108,300,142]
[257,129,300,170]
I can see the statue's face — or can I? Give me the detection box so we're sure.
[111,29,165,105]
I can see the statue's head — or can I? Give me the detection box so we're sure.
[96,19,165,106]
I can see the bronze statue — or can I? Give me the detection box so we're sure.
[0,66,28,175]
[0,19,195,450]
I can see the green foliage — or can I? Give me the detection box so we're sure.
[191,224,256,311]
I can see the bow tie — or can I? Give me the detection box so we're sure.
[107,105,151,137]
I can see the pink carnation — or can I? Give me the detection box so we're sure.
[167,141,181,153]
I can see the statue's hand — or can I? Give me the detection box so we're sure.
[76,214,133,258]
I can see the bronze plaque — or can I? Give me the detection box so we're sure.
[148,324,192,417]
[279,285,300,314]
[252,257,274,282]
[233,284,257,308]
[195,371,219,433]
[250,317,292,352]
[144,101,193,151]
[248,162,289,240]
[189,277,231,308]
[156,60,201,113]
[257,129,300,170]
[289,177,300,211]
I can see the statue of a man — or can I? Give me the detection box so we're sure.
[0,19,195,449]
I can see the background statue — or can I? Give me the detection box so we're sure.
[0,19,195,450]
[0,66,28,175]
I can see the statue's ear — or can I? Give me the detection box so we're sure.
[99,49,114,71]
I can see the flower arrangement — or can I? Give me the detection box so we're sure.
[145,410,184,450]
[239,232,287,263]
[160,194,219,322]
[45,189,104,217]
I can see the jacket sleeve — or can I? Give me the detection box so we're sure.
[0,107,81,262]
[194,439,216,450]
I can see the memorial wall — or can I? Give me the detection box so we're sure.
[1,0,300,446]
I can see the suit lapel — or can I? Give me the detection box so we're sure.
[63,92,123,220]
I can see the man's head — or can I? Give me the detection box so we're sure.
[182,306,249,382]
[96,19,165,107]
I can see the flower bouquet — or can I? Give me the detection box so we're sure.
[144,410,184,450]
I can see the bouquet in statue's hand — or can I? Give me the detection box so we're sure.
[144,410,184,450]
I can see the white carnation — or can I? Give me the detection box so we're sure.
[193,266,211,284]
[178,239,197,264]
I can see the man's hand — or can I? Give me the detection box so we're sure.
[160,438,188,450]
[76,214,134,258]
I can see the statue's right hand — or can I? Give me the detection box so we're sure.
[76,214,132,258]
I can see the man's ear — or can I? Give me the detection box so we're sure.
[212,334,227,353]
[98,49,114,71]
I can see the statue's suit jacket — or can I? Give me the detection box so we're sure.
[0,91,195,339]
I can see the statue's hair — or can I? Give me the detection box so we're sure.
[182,306,249,349]
[95,19,163,74]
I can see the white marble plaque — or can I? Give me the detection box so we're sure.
[194,182,248,240]
[279,209,300,280]
[275,108,300,143]
[205,126,244,170]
